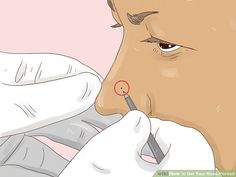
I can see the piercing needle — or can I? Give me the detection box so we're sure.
[124,94,165,164]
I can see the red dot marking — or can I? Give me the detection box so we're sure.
[114,80,130,96]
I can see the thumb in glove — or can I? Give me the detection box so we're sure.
[60,110,157,177]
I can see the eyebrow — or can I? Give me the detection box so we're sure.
[127,11,158,25]
[107,0,158,26]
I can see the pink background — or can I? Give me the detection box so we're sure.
[0,0,123,77]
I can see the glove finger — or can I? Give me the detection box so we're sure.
[0,73,101,137]
[0,52,102,85]
[70,110,156,176]
[78,110,151,157]
[101,110,151,154]
[150,118,215,170]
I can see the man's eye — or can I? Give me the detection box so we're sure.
[158,42,181,52]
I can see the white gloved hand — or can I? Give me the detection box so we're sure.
[0,52,102,137]
[59,111,215,177]
[149,116,215,170]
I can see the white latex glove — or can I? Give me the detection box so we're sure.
[59,111,215,177]
[149,116,215,170]
[0,52,102,137]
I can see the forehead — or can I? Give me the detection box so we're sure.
[114,0,204,18]
[113,0,235,48]
[113,0,225,17]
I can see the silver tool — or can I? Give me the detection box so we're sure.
[124,94,165,164]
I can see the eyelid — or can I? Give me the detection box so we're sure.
[141,36,178,46]
[142,35,196,51]
[141,37,160,43]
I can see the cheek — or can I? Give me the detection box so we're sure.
[150,53,220,117]
[159,67,179,78]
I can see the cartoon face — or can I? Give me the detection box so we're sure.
[96,0,236,169]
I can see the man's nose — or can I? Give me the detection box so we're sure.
[95,79,152,116]
[95,79,127,115]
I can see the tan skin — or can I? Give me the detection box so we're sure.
[95,0,236,169]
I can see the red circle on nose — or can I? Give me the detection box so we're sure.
[114,80,130,96]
